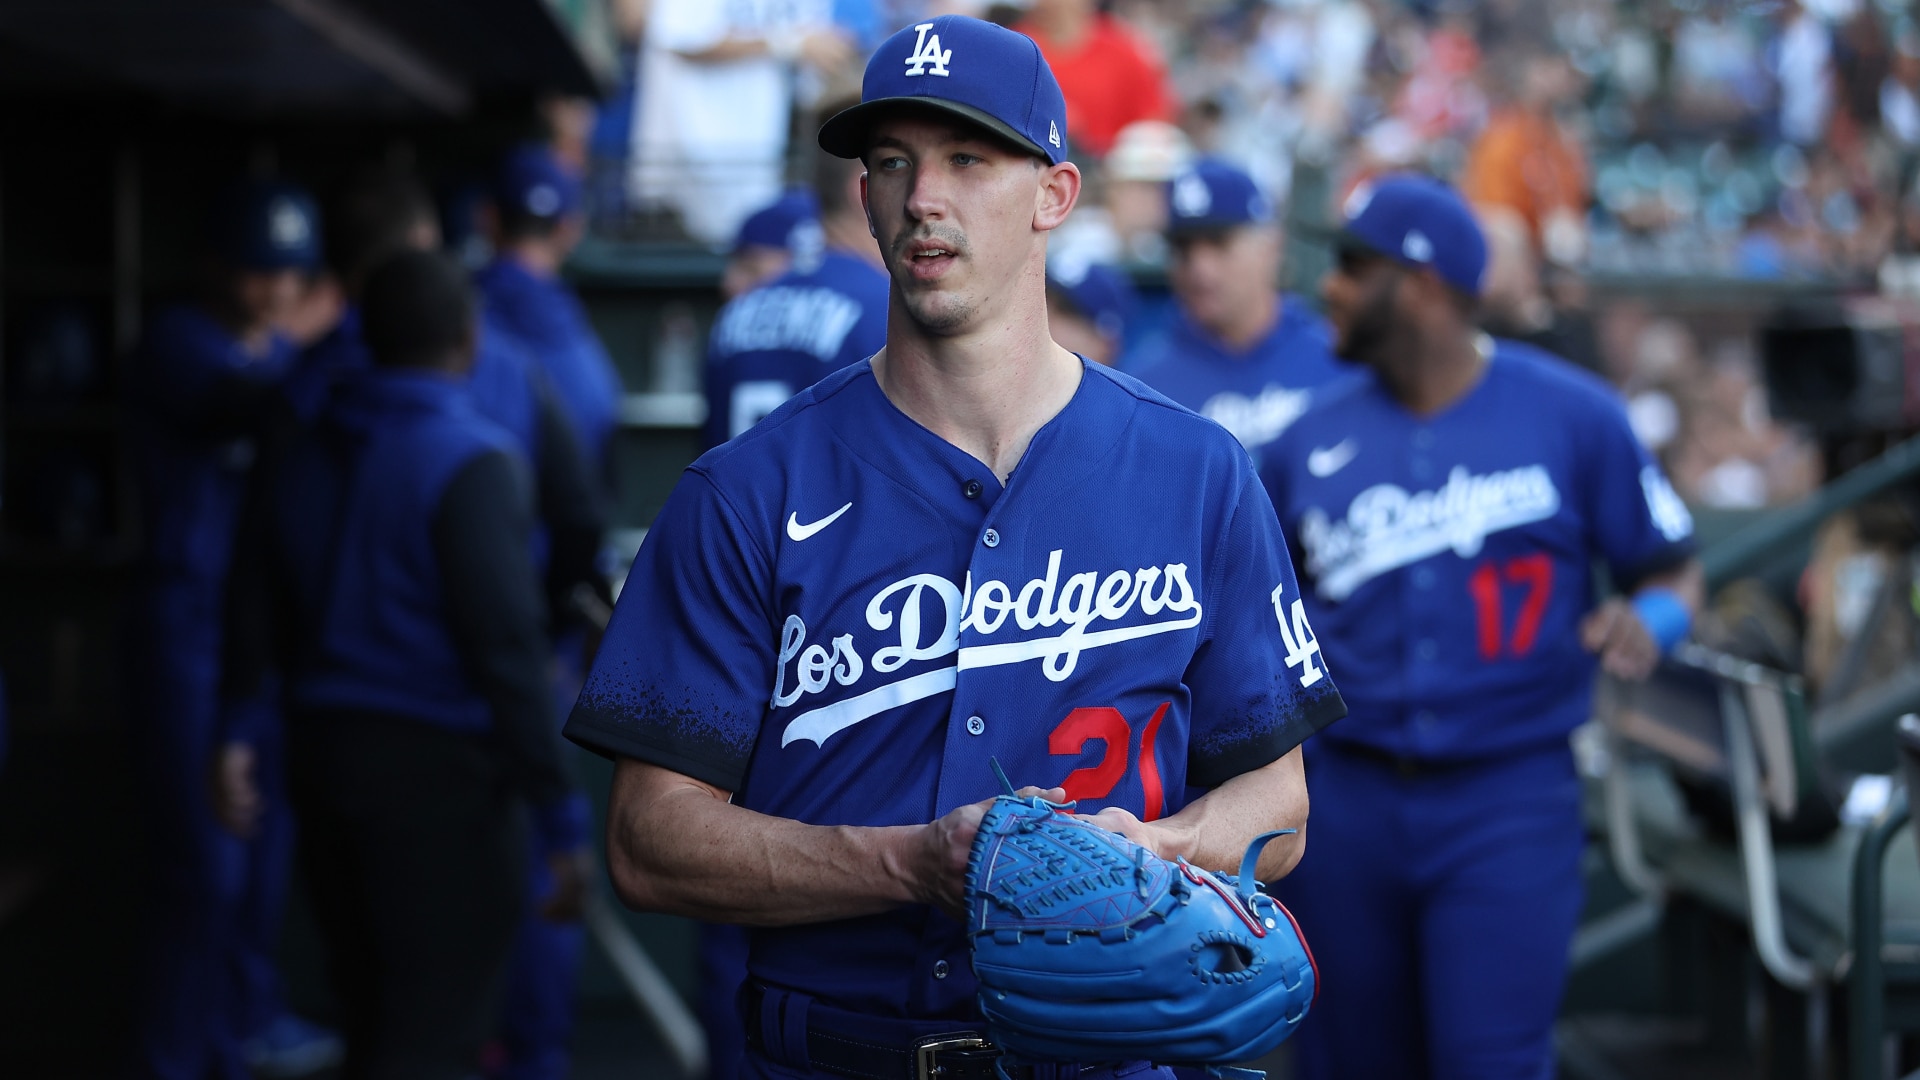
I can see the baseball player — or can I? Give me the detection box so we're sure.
[1259,175,1702,1080]
[701,135,889,451]
[476,145,625,474]
[564,17,1345,1079]
[1126,159,1354,457]
[723,188,822,300]
[126,179,339,1080]
[218,250,587,1080]
[280,167,603,1080]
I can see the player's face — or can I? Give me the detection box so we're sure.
[863,115,1055,336]
[1168,226,1280,335]
[1321,246,1405,365]
[233,267,306,329]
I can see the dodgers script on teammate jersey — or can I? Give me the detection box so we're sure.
[1260,340,1691,763]
[566,358,1345,1020]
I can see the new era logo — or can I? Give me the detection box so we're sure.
[1048,120,1061,148]
[904,22,951,77]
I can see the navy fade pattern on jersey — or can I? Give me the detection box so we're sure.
[701,250,888,449]
[1128,296,1358,457]
[1260,340,1694,764]
[566,358,1344,1020]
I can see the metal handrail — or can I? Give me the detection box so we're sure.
[1703,432,1920,590]
[1849,785,1912,1080]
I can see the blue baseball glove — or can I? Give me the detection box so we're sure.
[964,774,1317,1076]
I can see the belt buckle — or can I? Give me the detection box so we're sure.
[913,1033,992,1079]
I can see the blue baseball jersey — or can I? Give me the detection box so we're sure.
[1127,295,1357,457]
[475,256,625,467]
[701,249,889,449]
[566,358,1345,1020]
[1259,340,1695,764]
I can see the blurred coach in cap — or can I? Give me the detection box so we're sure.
[477,145,625,478]
[700,136,888,451]
[1260,175,1701,1080]
[1127,159,1352,458]
[722,188,822,301]
[128,179,341,1080]
[218,250,587,1080]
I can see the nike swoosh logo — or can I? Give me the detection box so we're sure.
[786,502,853,542]
[1307,440,1358,478]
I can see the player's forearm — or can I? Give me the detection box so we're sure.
[606,758,925,925]
[1144,748,1309,882]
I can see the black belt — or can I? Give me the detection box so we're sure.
[743,982,1081,1080]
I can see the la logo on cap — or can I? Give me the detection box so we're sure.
[904,22,951,77]
[1402,229,1433,262]
[269,199,309,248]
[1172,172,1211,217]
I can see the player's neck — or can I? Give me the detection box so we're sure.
[873,297,1083,484]
[1397,330,1489,416]
[823,214,885,270]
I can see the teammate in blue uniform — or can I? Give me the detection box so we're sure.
[1046,259,1137,367]
[127,179,340,1080]
[1127,159,1352,457]
[217,251,588,1080]
[285,167,603,1080]
[702,139,889,451]
[564,18,1345,1079]
[1258,175,1702,1080]
[476,146,625,474]
[723,188,823,301]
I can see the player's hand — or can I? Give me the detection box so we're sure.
[1073,806,1167,856]
[539,847,594,922]
[210,742,263,838]
[1580,597,1661,681]
[911,786,1066,922]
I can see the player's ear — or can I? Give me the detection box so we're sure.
[1033,161,1081,233]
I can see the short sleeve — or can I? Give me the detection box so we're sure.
[649,0,733,53]
[563,470,775,791]
[1576,390,1696,588]
[1185,470,1346,788]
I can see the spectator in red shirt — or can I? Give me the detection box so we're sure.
[1016,0,1176,158]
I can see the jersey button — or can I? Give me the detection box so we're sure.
[982,528,1001,548]
[963,479,983,500]
[1413,567,1435,590]
[966,715,986,736]
[933,960,951,979]
[1416,639,1438,661]
[1413,709,1437,728]
[1413,429,1434,449]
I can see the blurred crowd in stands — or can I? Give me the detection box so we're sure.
[588,0,1920,511]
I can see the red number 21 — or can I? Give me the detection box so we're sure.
[1047,703,1169,821]
[1467,553,1554,659]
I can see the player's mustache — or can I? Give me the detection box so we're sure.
[892,228,970,260]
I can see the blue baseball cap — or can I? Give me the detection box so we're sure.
[1332,173,1488,296]
[213,179,320,271]
[494,143,582,221]
[734,189,821,253]
[1165,159,1273,235]
[1048,260,1137,344]
[818,16,1069,164]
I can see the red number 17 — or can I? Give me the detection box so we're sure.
[1467,553,1554,659]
